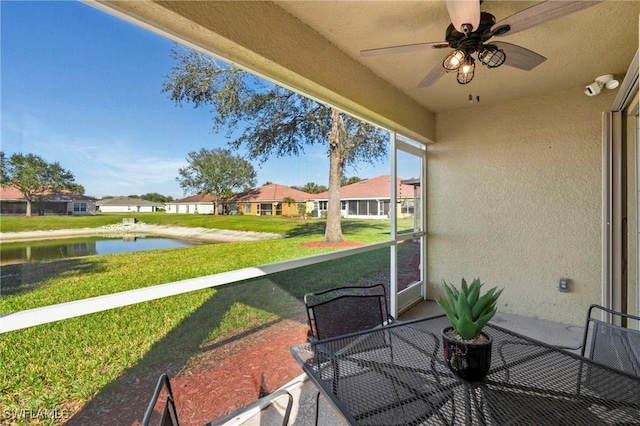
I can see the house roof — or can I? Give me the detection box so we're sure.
[313,175,418,200]
[96,196,162,207]
[0,186,25,200]
[232,184,312,203]
[0,185,96,201]
[166,193,217,204]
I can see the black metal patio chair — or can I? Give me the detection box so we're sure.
[142,373,179,426]
[571,304,640,423]
[304,284,398,425]
[304,283,394,342]
[581,304,640,377]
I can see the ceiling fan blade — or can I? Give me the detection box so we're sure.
[492,42,546,71]
[418,65,446,88]
[491,0,603,37]
[445,0,480,33]
[360,41,449,57]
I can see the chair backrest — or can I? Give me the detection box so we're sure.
[143,373,180,426]
[581,304,640,377]
[304,284,392,341]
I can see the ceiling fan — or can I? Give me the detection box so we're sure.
[360,0,603,87]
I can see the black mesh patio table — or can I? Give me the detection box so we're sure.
[290,315,640,425]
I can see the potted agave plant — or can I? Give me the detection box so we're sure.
[436,278,503,382]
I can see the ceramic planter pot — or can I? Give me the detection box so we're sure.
[441,326,492,382]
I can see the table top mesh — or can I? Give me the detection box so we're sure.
[291,315,640,425]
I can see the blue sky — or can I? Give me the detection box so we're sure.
[1,0,391,199]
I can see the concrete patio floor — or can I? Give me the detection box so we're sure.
[216,300,586,426]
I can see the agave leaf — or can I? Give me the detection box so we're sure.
[491,288,504,304]
[435,294,452,312]
[466,280,481,307]
[457,289,473,320]
[461,278,469,295]
[436,297,459,326]
[471,287,498,318]
[456,315,479,340]
[451,286,460,298]
[474,306,497,331]
[446,280,460,298]
[442,281,458,312]
[477,290,502,317]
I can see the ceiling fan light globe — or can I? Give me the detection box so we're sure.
[478,45,506,68]
[456,56,475,85]
[442,49,466,72]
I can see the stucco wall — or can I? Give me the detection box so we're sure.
[428,87,616,326]
[238,202,301,216]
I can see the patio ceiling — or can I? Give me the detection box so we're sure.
[94,1,638,141]
[275,0,638,114]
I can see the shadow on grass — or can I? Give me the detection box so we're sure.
[0,259,104,296]
[65,279,309,426]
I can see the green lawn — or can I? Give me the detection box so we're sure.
[0,215,409,423]
[0,212,308,234]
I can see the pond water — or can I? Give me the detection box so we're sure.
[0,236,204,265]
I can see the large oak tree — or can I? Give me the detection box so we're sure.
[0,152,83,216]
[163,46,388,242]
[177,148,257,215]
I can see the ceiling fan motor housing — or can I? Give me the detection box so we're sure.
[445,12,496,54]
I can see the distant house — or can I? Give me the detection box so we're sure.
[0,185,97,216]
[310,175,418,219]
[96,196,163,213]
[164,193,216,214]
[230,184,312,216]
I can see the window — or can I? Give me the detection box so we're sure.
[348,201,357,215]
[357,200,368,215]
[381,201,390,216]
[244,203,251,214]
[73,202,87,212]
[260,203,273,215]
[368,200,378,215]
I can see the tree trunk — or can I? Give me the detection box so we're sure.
[324,109,345,243]
[25,200,32,217]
